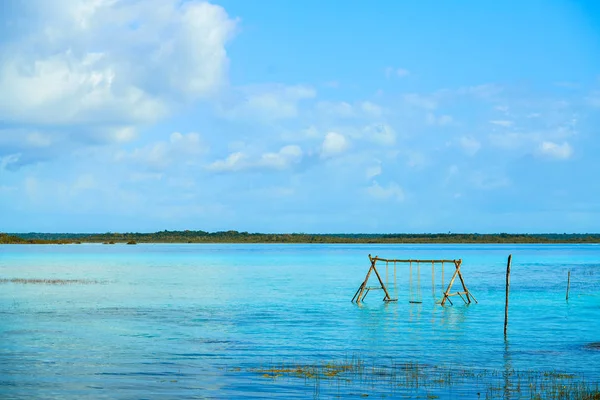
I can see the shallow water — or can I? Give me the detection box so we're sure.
[1,243,599,398]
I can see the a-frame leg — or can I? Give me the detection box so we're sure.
[352,259,375,303]
[441,260,477,306]
[352,255,395,303]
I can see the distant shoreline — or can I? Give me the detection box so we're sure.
[2,231,600,244]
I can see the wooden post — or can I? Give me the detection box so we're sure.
[504,254,512,338]
[566,270,571,301]
[431,261,435,298]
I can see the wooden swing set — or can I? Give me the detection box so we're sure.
[351,254,477,306]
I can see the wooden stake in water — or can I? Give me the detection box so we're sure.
[504,254,512,338]
[566,270,571,301]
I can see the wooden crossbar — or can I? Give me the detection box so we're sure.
[372,257,457,263]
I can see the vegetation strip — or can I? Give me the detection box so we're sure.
[0,278,105,285]
[238,358,600,399]
[3,231,600,244]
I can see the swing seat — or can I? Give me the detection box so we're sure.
[408,300,423,304]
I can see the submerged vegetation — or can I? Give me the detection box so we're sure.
[2,231,600,244]
[0,278,105,285]
[236,357,600,399]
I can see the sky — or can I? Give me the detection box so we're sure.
[1,0,599,234]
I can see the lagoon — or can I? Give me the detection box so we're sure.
[1,243,599,398]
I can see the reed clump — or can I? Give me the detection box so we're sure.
[0,278,104,285]
[241,357,600,399]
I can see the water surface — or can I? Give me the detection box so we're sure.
[1,244,599,398]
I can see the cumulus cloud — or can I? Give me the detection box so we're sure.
[366,181,404,201]
[207,151,247,172]
[536,141,573,160]
[208,145,303,172]
[0,0,236,143]
[258,145,303,169]
[320,132,349,158]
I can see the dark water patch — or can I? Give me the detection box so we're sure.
[95,371,190,377]
[3,329,65,335]
[0,278,107,285]
[171,353,215,358]
[585,342,600,350]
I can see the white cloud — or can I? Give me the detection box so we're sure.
[0,0,236,129]
[458,136,481,156]
[363,124,396,145]
[207,151,247,172]
[321,132,349,158]
[366,160,382,179]
[208,145,303,172]
[117,132,207,169]
[0,154,21,170]
[366,181,404,201]
[258,145,303,169]
[220,84,316,121]
[361,101,384,117]
[537,141,573,160]
[490,120,514,127]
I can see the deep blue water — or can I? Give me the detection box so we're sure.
[1,243,599,398]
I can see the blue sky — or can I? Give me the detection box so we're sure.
[1,0,599,233]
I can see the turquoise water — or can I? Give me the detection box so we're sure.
[1,243,599,398]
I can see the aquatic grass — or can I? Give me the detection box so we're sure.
[243,357,600,399]
[0,278,106,285]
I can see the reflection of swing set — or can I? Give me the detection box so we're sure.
[351,254,477,306]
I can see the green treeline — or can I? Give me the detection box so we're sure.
[2,231,600,244]
[0,233,76,244]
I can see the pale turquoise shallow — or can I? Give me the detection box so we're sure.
[1,243,599,398]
